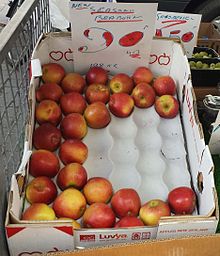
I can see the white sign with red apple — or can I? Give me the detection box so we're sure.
[155,11,202,57]
[69,1,158,75]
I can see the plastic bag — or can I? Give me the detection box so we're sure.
[49,0,69,30]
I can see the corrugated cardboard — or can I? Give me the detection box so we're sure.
[48,234,220,256]
[197,23,220,54]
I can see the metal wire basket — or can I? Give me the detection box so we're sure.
[0,0,50,254]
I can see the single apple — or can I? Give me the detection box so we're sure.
[58,217,81,229]
[59,139,88,165]
[56,163,88,191]
[109,73,134,94]
[60,92,87,115]
[22,203,56,221]
[139,199,171,226]
[42,63,65,84]
[61,72,86,94]
[36,83,63,102]
[25,176,58,204]
[114,216,144,228]
[111,188,141,218]
[52,188,87,219]
[29,149,60,178]
[86,66,108,85]
[35,99,62,126]
[132,66,153,85]
[155,95,179,119]
[33,123,62,152]
[131,82,156,108]
[83,177,113,204]
[108,93,134,118]
[84,101,111,129]
[83,203,116,228]
[85,83,110,104]
[168,186,196,215]
[60,113,87,140]
[153,76,176,96]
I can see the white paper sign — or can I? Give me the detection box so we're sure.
[155,11,202,57]
[69,1,158,75]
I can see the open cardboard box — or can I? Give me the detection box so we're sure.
[4,32,219,256]
[197,23,220,54]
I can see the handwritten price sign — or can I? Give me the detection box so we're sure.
[155,11,201,57]
[69,1,158,75]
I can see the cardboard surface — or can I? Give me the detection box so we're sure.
[197,23,220,54]
[48,234,220,256]
[4,33,218,256]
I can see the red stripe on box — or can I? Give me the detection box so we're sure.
[54,226,73,236]
[6,227,26,238]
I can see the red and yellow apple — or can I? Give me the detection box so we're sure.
[33,123,62,151]
[86,66,108,85]
[84,101,111,129]
[59,139,88,165]
[85,83,110,104]
[61,73,86,94]
[109,73,134,94]
[139,199,171,226]
[60,113,87,140]
[35,99,62,126]
[155,95,179,119]
[83,203,116,228]
[83,177,113,204]
[58,217,81,229]
[52,188,87,219]
[42,63,65,84]
[168,186,196,215]
[36,83,63,102]
[56,163,88,191]
[60,92,87,115]
[131,82,156,108]
[153,76,176,96]
[29,149,60,178]
[115,216,144,228]
[22,203,56,221]
[25,176,58,204]
[132,66,153,85]
[111,188,141,218]
[108,93,134,118]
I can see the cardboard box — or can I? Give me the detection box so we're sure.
[4,32,218,256]
[48,234,220,256]
[197,23,220,54]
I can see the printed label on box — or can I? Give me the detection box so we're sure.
[69,1,158,75]
[74,228,157,249]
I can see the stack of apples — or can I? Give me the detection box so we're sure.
[22,63,195,228]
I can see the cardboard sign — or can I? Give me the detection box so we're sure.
[69,1,158,75]
[155,11,201,57]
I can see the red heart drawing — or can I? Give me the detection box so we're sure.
[49,51,63,61]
